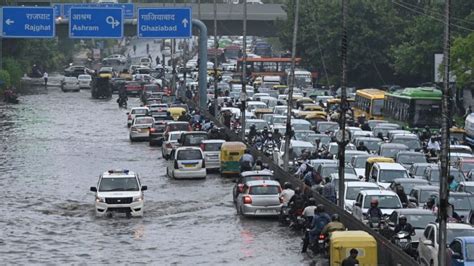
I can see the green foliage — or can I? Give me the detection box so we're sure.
[278,0,474,87]
[3,58,24,87]
[0,70,11,91]
[451,32,474,89]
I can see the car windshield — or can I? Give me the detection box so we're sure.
[169,133,181,141]
[364,195,401,209]
[392,139,421,149]
[353,157,370,168]
[132,109,148,115]
[412,165,429,176]
[466,244,474,261]
[177,149,202,160]
[293,123,311,131]
[99,177,139,192]
[321,166,356,177]
[379,170,408,183]
[136,117,154,125]
[318,123,339,132]
[397,154,426,165]
[243,175,273,183]
[407,214,436,229]
[450,195,473,211]
[272,117,286,124]
[203,143,223,151]
[168,123,189,131]
[444,229,474,244]
[347,186,375,200]
[249,185,280,195]
[363,140,381,151]
[461,162,474,172]
[430,169,464,183]
[398,181,427,194]
[381,148,407,158]
[184,135,208,145]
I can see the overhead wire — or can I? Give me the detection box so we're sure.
[313,5,331,86]
[396,0,474,26]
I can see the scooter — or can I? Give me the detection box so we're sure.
[392,231,417,258]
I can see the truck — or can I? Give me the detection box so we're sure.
[91,77,112,99]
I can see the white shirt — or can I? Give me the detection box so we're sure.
[43,72,48,78]
[427,140,440,151]
[280,189,295,205]
[303,205,317,217]
[295,161,309,176]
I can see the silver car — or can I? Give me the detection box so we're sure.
[61,76,80,92]
[129,116,154,142]
[162,131,184,159]
[235,180,282,217]
[200,139,225,170]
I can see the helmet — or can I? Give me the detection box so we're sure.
[399,215,407,224]
[315,204,325,213]
[331,214,340,222]
[308,197,316,206]
[283,182,293,190]
[250,124,256,129]
[370,198,379,207]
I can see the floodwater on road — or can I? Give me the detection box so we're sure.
[0,87,309,265]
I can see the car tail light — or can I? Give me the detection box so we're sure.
[238,184,244,193]
[243,196,252,204]
[174,161,179,169]
[150,128,156,133]
[166,143,172,148]
[319,234,325,240]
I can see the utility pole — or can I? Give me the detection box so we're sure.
[337,0,349,209]
[240,0,247,141]
[171,0,177,99]
[439,0,451,264]
[213,0,219,116]
[0,37,2,71]
[198,0,201,21]
[283,0,299,172]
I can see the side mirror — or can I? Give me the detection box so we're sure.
[126,112,130,115]
[90,186,97,192]
[141,185,148,191]
[422,240,433,246]
[354,202,361,207]
[452,252,463,260]
[402,202,408,208]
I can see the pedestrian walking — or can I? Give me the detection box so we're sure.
[146,43,150,54]
[43,71,48,87]
[155,55,160,65]
[133,44,137,54]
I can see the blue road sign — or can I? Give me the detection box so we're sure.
[69,8,123,39]
[1,7,55,38]
[63,4,134,19]
[138,8,192,39]
[52,4,62,18]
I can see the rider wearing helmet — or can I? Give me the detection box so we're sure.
[302,204,331,253]
[248,124,257,141]
[356,141,370,152]
[302,198,317,218]
[273,128,282,143]
[367,198,383,219]
[393,215,414,235]
[280,182,295,206]
[321,214,346,238]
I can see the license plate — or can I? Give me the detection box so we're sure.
[257,209,275,214]
[183,164,194,168]
[139,129,148,133]
[399,239,408,243]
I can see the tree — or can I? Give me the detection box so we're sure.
[451,32,474,89]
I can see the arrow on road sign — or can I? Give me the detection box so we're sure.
[182,18,188,28]
[5,19,14,25]
[106,16,119,29]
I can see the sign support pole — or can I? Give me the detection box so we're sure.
[192,19,208,110]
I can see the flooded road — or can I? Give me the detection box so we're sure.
[0,88,307,264]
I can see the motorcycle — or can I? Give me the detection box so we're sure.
[392,231,417,258]
[117,97,127,108]
[367,216,385,232]
[263,141,275,157]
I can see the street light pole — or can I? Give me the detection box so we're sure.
[337,0,348,209]
[240,0,247,141]
[283,0,300,172]
[213,0,218,116]
[439,0,452,264]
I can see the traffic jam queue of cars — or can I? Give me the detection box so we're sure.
[90,44,474,265]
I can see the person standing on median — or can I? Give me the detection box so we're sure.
[43,71,48,88]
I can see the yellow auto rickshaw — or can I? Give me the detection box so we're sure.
[220,142,247,176]
[272,85,288,94]
[302,104,324,112]
[295,97,315,109]
[168,107,186,120]
[306,112,328,126]
[254,108,274,119]
[365,157,394,181]
[330,231,377,266]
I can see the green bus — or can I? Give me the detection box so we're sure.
[383,87,442,129]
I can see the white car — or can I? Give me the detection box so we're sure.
[274,140,314,168]
[127,107,150,127]
[343,181,379,213]
[418,222,474,266]
[352,190,402,222]
[61,76,80,92]
[77,74,92,89]
[200,139,225,170]
[90,169,147,217]
[368,162,409,189]
[139,57,152,67]
[167,147,207,179]
[162,131,184,159]
[105,54,126,63]
[129,116,154,142]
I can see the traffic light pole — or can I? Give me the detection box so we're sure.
[240,1,247,142]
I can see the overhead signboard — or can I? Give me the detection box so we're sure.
[69,8,123,39]
[1,7,55,38]
[63,3,134,19]
[137,8,192,39]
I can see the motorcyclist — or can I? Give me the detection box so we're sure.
[248,124,257,142]
[288,187,306,226]
[280,182,295,207]
[178,111,189,122]
[273,129,282,143]
[303,168,323,188]
[239,149,254,172]
[395,184,408,206]
[254,132,264,149]
[393,215,414,235]
[262,126,269,140]
[448,175,459,192]
[427,136,441,152]
[367,198,383,220]
[321,214,346,239]
[302,204,331,253]
[208,128,220,140]
[294,154,311,178]
[420,126,431,142]
[361,122,371,131]
[424,196,438,213]
[356,141,370,152]
[302,198,317,219]
[203,119,213,131]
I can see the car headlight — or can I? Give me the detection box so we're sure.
[95,196,105,203]
[133,196,143,202]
